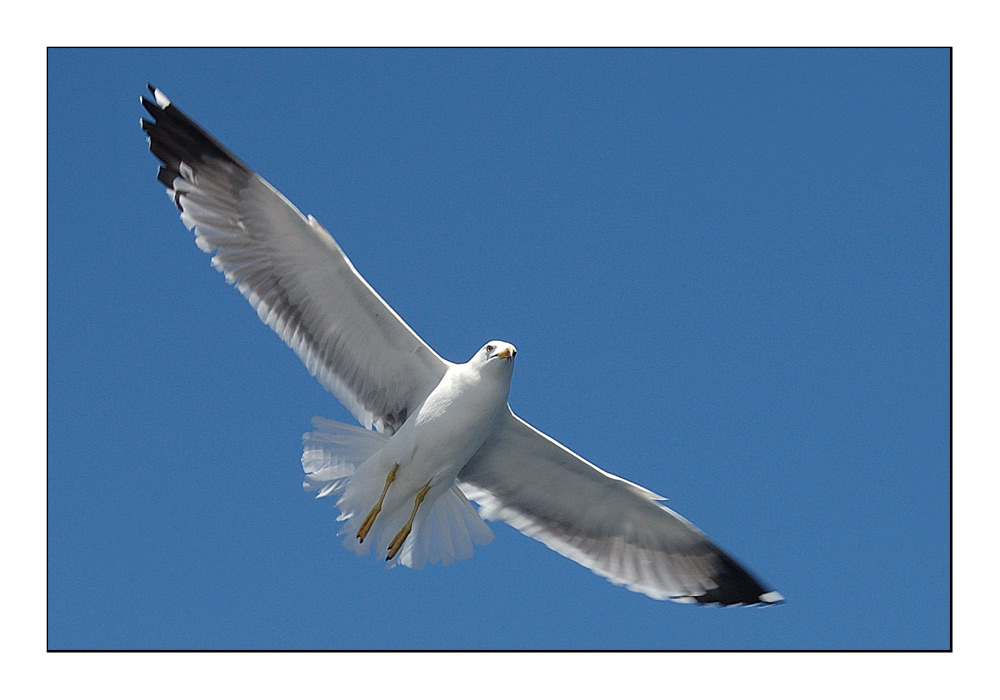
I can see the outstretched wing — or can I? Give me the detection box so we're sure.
[458,409,782,605]
[141,86,448,433]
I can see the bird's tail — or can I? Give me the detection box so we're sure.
[302,416,388,498]
[302,416,494,569]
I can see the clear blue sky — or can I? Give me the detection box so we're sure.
[48,48,950,650]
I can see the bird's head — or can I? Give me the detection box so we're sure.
[478,341,517,366]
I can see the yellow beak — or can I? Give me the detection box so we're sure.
[495,345,516,361]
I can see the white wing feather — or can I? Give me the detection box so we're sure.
[141,87,447,433]
[458,409,783,605]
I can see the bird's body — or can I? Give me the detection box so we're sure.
[336,342,514,566]
[141,85,782,605]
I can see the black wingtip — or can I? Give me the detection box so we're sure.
[141,83,255,207]
[687,543,784,606]
[690,589,784,607]
[139,94,161,125]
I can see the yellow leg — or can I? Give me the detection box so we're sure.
[386,481,432,561]
[357,463,399,543]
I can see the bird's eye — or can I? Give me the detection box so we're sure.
[486,344,495,354]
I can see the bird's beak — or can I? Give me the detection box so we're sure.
[495,345,516,361]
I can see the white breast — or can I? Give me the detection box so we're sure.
[404,361,512,482]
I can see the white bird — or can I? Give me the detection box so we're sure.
[141,85,782,605]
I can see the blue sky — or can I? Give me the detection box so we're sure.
[48,48,949,650]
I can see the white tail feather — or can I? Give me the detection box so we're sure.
[302,417,494,569]
[397,485,494,569]
[302,416,388,496]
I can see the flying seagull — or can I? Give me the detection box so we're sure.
[141,85,782,606]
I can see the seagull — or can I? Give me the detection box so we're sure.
[141,85,782,606]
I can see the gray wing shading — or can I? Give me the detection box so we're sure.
[141,86,448,434]
[458,409,783,605]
